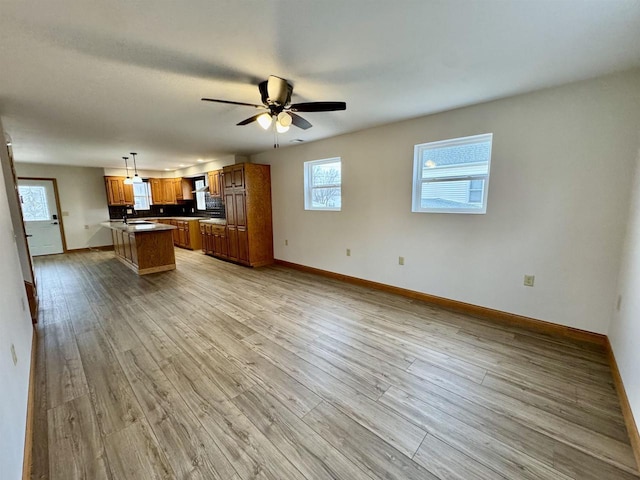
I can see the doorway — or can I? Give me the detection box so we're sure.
[17,178,66,256]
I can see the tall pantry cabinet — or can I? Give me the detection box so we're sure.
[223,163,273,267]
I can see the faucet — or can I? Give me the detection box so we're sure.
[122,213,128,224]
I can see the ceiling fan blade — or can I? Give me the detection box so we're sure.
[289,101,346,112]
[236,113,264,126]
[289,112,312,130]
[201,98,263,108]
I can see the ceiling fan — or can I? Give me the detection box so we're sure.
[201,75,346,136]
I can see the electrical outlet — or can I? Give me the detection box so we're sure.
[616,295,622,311]
[11,344,17,366]
[346,248,351,257]
[159,208,164,213]
[524,275,535,287]
[126,208,133,214]
[285,239,288,246]
[399,256,405,266]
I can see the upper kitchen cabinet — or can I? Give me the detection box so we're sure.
[223,163,273,267]
[150,178,174,204]
[162,179,177,204]
[174,178,194,201]
[104,176,134,206]
[149,178,164,204]
[223,164,245,189]
[150,178,193,204]
[207,169,223,197]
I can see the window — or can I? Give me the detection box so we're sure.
[194,178,206,210]
[412,133,492,214]
[133,181,151,211]
[304,157,342,211]
[18,186,50,221]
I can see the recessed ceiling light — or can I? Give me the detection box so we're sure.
[197,159,204,163]
[179,164,185,167]
[164,168,171,171]
[290,139,304,143]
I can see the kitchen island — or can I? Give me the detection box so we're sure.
[101,221,177,275]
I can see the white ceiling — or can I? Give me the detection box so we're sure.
[1,0,640,171]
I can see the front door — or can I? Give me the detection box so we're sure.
[18,179,64,256]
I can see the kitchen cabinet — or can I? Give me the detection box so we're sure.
[208,169,223,197]
[170,219,179,244]
[162,179,177,204]
[174,178,183,200]
[174,178,194,201]
[222,163,272,267]
[213,226,228,258]
[200,223,209,253]
[155,218,202,250]
[104,176,134,206]
[150,178,183,205]
[200,222,228,258]
[150,178,163,204]
[223,164,245,189]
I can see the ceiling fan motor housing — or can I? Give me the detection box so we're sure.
[260,76,293,108]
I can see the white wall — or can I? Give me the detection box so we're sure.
[0,131,35,479]
[253,69,640,335]
[14,163,112,250]
[609,139,640,439]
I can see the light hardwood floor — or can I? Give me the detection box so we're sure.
[31,248,639,480]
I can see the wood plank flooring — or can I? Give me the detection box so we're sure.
[31,249,639,480]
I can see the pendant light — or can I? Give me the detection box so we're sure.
[130,152,143,183]
[123,156,133,184]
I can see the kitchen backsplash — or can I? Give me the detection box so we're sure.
[108,199,224,220]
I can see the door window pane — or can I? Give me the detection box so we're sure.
[19,186,51,221]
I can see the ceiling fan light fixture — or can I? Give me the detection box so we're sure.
[257,113,272,130]
[276,122,290,133]
[277,112,292,127]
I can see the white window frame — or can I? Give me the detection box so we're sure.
[304,157,342,211]
[133,181,151,211]
[194,178,206,211]
[412,133,493,214]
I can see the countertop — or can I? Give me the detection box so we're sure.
[101,221,176,233]
[199,218,227,225]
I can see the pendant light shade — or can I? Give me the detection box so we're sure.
[130,152,143,183]
[123,156,134,184]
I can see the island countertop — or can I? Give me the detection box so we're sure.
[101,221,177,233]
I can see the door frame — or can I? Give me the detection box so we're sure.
[18,177,68,253]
